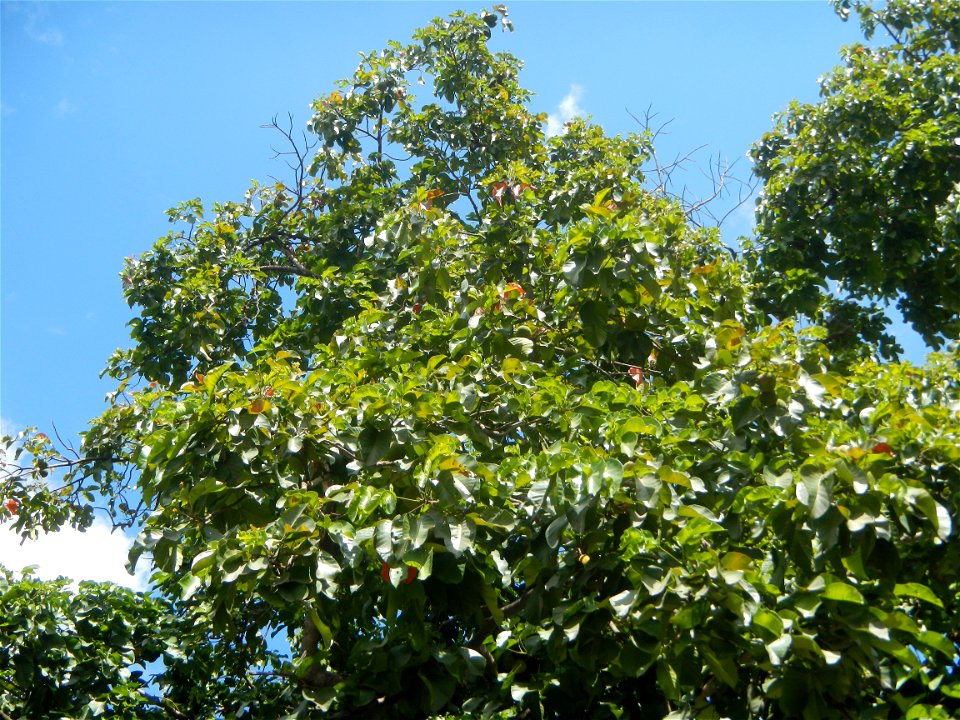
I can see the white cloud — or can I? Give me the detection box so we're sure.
[0,518,149,591]
[55,98,78,116]
[736,192,758,225]
[28,25,63,46]
[7,3,64,46]
[0,102,15,117]
[1,417,148,591]
[546,85,585,138]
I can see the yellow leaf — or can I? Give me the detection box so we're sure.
[249,398,271,414]
[692,258,719,275]
[721,552,753,571]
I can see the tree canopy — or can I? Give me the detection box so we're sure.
[2,4,959,719]
[748,0,960,354]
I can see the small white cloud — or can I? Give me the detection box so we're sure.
[55,98,77,116]
[0,518,149,591]
[28,26,63,46]
[733,190,759,230]
[0,103,15,117]
[546,85,585,138]
[9,3,64,46]
[0,417,18,438]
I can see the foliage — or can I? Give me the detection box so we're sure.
[2,5,960,719]
[0,568,165,719]
[0,567,294,719]
[748,0,960,353]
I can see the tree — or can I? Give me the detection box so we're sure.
[748,0,960,354]
[3,5,959,719]
[0,566,297,719]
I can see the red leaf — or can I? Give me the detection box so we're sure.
[511,183,533,199]
[264,387,275,398]
[423,188,444,210]
[628,367,644,386]
[412,302,422,314]
[404,566,418,584]
[491,182,509,207]
[872,442,894,457]
[380,562,391,583]
[5,498,19,515]
[502,283,525,299]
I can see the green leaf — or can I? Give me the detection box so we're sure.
[821,582,865,604]
[907,487,953,541]
[545,515,568,549]
[603,458,624,489]
[752,609,784,639]
[191,550,216,574]
[798,372,826,406]
[365,428,393,466]
[609,589,637,619]
[178,573,202,601]
[893,582,944,608]
[579,299,609,348]
[701,647,738,688]
[316,552,340,583]
[798,465,833,520]
[507,336,534,356]
[658,467,690,488]
[375,519,393,558]
[656,660,679,702]
[917,631,957,658]
[446,519,475,555]
[941,683,960,699]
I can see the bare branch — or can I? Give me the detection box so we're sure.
[2,455,120,484]
[262,113,319,213]
[50,423,80,460]
[256,264,314,277]
[628,105,757,232]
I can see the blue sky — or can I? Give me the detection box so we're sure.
[0,1,926,581]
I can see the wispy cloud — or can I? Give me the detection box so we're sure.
[28,25,63,46]
[0,103,15,118]
[7,3,64,46]
[546,85,585,138]
[55,98,78,116]
[0,518,149,591]
[733,190,759,232]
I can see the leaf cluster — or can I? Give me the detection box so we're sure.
[748,0,960,352]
